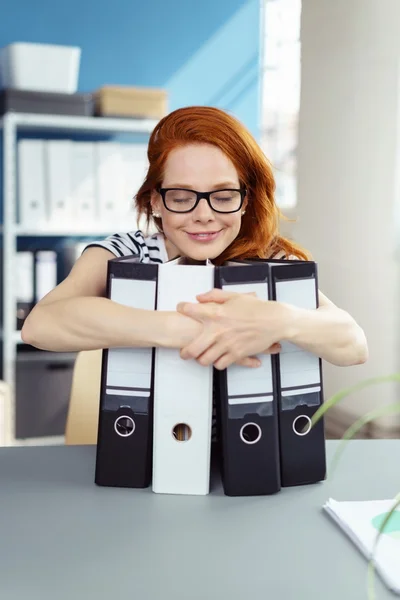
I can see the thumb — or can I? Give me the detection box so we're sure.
[196,288,237,304]
[176,301,192,315]
[176,301,210,321]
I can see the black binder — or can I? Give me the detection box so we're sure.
[95,256,158,488]
[269,260,326,487]
[214,261,281,496]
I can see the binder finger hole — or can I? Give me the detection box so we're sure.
[240,422,262,445]
[292,415,312,436]
[172,423,192,442]
[114,415,135,437]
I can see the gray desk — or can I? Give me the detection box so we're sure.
[0,440,398,600]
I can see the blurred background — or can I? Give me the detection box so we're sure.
[0,0,398,447]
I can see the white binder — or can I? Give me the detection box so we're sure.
[0,381,11,447]
[152,259,214,495]
[119,143,148,227]
[35,250,58,302]
[70,141,97,225]
[18,139,47,229]
[45,140,73,227]
[95,142,125,225]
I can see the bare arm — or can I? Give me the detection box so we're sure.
[284,291,369,366]
[21,248,200,353]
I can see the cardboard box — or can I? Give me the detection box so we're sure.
[94,85,167,119]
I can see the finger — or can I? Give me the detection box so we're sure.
[263,343,281,354]
[195,343,225,367]
[180,329,216,360]
[176,301,213,321]
[212,353,241,371]
[196,288,237,303]
[212,353,261,371]
[235,356,262,368]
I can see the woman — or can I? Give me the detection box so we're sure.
[21,106,368,370]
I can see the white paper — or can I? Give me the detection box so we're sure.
[275,278,320,390]
[107,277,156,396]
[323,497,400,594]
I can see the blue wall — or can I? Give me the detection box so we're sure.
[0,0,261,138]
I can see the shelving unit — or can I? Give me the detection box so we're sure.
[0,111,158,445]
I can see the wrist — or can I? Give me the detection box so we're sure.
[156,311,200,349]
[278,302,309,343]
[152,311,177,348]
[273,301,302,343]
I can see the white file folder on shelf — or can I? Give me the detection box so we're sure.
[45,140,73,227]
[95,142,125,225]
[119,143,148,228]
[152,258,214,495]
[70,141,97,224]
[35,250,58,302]
[18,139,47,229]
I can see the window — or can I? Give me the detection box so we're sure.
[260,0,302,209]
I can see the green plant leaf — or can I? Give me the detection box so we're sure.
[367,495,400,600]
[329,401,400,477]
[310,373,400,429]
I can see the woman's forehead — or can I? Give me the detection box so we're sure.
[163,144,239,188]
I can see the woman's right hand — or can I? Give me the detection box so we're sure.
[167,312,281,369]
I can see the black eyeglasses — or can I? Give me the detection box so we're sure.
[157,187,247,214]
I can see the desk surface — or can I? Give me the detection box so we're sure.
[0,440,398,600]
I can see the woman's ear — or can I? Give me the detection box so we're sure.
[150,190,162,217]
[242,190,250,213]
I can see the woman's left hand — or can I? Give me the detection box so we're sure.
[176,288,293,370]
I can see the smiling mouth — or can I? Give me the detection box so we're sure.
[185,230,222,242]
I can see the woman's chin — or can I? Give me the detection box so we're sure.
[179,239,225,262]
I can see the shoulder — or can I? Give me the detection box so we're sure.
[83,230,166,263]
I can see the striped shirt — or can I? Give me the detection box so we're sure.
[84,230,168,263]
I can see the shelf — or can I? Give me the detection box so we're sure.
[0,224,132,237]
[1,110,156,446]
[13,225,119,237]
[0,112,158,135]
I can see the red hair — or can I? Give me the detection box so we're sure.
[135,106,310,264]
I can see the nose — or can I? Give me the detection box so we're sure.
[192,198,215,222]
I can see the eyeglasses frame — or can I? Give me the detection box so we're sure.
[156,187,247,214]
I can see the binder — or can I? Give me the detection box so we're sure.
[16,251,34,330]
[95,142,125,224]
[270,260,326,486]
[16,249,58,329]
[214,261,281,496]
[95,255,157,488]
[119,143,148,228]
[70,141,97,224]
[18,139,47,229]
[34,250,58,302]
[152,258,214,495]
[45,140,73,227]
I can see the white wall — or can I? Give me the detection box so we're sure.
[283,0,400,432]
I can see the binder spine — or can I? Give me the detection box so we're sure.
[271,262,326,486]
[95,257,157,488]
[215,264,281,496]
[152,262,214,495]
